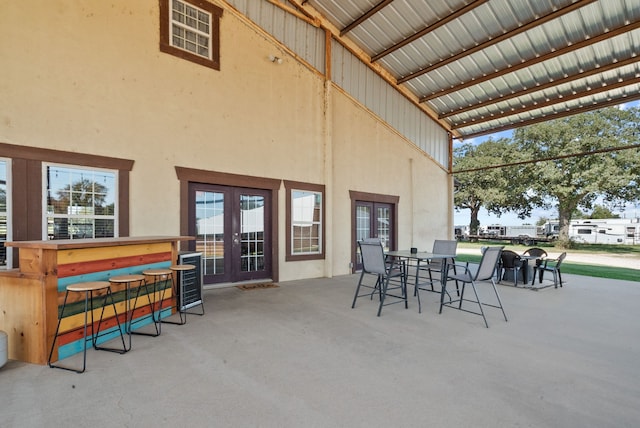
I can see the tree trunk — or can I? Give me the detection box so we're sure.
[557,205,574,247]
[470,205,481,235]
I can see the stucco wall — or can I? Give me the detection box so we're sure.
[0,0,450,282]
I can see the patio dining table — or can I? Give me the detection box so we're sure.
[510,254,546,286]
[385,250,456,313]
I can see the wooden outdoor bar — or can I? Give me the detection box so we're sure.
[0,236,193,365]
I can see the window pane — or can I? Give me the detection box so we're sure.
[291,190,322,254]
[45,165,117,240]
[0,160,6,267]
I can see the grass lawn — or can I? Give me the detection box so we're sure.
[456,241,640,283]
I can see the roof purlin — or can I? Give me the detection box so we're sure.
[397,0,597,84]
[438,55,640,120]
[419,20,640,103]
[449,76,640,129]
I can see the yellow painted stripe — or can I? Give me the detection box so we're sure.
[57,243,173,264]
[58,290,172,332]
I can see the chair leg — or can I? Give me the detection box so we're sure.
[469,281,489,328]
[558,271,563,287]
[377,277,390,317]
[351,271,366,308]
[490,279,508,322]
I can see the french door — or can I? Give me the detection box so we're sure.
[189,183,272,284]
[354,201,395,270]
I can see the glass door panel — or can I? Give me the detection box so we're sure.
[190,183,271,284]
[354,201,394,270]
[195,190,226,281]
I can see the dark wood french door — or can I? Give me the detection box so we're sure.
[354,201,395,270]
[188,183,272,284]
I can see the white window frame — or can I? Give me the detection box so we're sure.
[0,158,12,269]
[169,0,213,60]
[42,163,119,240]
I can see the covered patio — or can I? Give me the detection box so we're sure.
[2,273,639,427]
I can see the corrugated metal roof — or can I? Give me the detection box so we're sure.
[299,0,640,139]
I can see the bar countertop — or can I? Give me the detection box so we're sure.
[5,235,194,250]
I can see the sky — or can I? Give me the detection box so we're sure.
[452,100,640,227]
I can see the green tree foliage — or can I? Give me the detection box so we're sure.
[513,107,640,246]
[453,138,536,234]
[589,204,619,219]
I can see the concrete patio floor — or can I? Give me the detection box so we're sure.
[1,273,639,427]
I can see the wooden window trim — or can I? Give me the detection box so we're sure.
[159,0,223,70]
[284,180,326,262]
[0,143,133,266]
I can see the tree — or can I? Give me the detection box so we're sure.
[589,204,619,219]
[53,178,110,214]
[453,138,536,233]
[513,107,640,246]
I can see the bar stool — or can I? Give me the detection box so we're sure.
[48,281,127,373]
[109,274,158,349]
[142,268,173,334]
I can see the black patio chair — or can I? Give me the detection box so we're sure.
[441,246,507,328]
[523,247,548,285]
[538,252,567,288]
[499,250,524,286]
[352,239,408,316]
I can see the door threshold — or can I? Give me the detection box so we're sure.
[203,279,274,290]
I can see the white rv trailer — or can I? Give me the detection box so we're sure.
[569,218,640,245]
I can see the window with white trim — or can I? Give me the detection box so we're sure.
[0,159,10,268]
[160,0,223,70]
[43,164,118,240]
[284,181,325,261]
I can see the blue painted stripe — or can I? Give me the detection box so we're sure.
[57,261,172,292]
[57,308,172,360]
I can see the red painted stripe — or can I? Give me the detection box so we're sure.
[58,252,172,278]
[56,299,174,346]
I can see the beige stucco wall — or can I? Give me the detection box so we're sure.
[0,0,450,282]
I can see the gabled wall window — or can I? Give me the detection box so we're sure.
[43,164,118,240]
[160,0,223,70]
[285,181,325,261]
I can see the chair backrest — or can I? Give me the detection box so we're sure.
[475,246,503,281]
[500,250,521,268]
[432,239,457,256]
[358,239,387,275]
[555,252,567,268]
[523,247,548,258]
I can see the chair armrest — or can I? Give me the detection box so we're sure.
[447,262,471,276]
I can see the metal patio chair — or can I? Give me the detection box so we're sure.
[352,239,407,316]
[440,246,507,328]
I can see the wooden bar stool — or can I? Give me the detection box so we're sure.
[109,274,158,349]
[48,281,127,373]
[142,268,173,334]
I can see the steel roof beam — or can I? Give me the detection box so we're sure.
[398,0,597,84]
[455,93,640,140]
[449,77,640,129]
[370,0,488,63]
[439,56,640,119]
[340,0,395,37]
[421,20,640,103]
